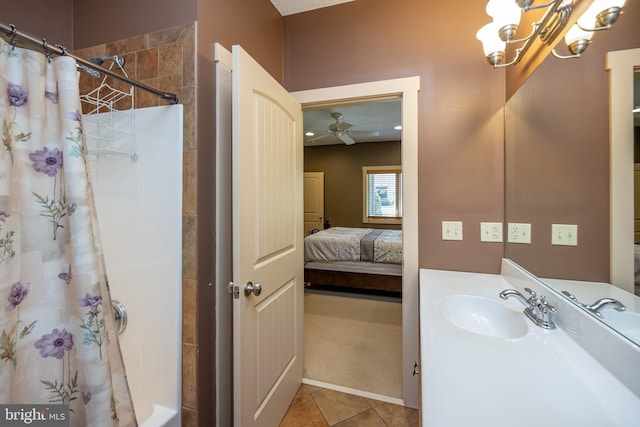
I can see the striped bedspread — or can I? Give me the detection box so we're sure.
[304,227,402,264]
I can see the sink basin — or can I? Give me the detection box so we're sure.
[601,310,640,345]
[439,295,529,339]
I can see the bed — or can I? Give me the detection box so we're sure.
[304,227,403,294]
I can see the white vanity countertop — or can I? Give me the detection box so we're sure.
[420,268,640,427]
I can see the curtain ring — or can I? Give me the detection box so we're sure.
[55,44,67,56]
[8,24,17,51]
[42,38,51,62]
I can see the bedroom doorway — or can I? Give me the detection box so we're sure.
[293,76,420,408]
[304,172,325,234]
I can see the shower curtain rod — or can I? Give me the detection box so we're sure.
[0,21,179,105]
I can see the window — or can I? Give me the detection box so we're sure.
[362,166,402,225]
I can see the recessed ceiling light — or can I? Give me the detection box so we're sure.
[394,125,402,130]
[305,131,315,136]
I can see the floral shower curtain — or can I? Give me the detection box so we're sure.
[0,39,136,425]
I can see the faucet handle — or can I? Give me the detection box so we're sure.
[538,295,556,313]
[536,295,557,329]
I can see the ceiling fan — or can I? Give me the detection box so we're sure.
[305,112,379,145]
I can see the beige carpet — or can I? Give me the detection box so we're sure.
[303,290,403,399]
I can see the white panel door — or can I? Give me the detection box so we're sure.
[232,45,304,427]
[304,172,324,234]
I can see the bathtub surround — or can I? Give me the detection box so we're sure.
[88,105,183,426]
[74,23,197,425]
[0,40,135,425]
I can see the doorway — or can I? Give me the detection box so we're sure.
[301,97,404,401]
[214,42,421,423]
[293,76,420,408]
[608,48,640,294]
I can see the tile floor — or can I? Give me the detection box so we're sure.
[279,384,419,426]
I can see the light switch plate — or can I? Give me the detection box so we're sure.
[480,222,503,242]
[442,221,463,241]
[552,224,578,246]
[508,223,531,244]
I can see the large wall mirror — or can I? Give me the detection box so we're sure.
[504,2,640,346]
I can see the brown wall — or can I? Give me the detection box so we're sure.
[285,0,506,273]
[505,0,640,281]
[72,0,197,49]
[194,1,283,425]
[3,0,73,46]
[305,141,402,229]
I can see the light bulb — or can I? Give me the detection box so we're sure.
[476,22,506,65]
[486,0,522,29]
[579,0,626,29]
[564,24,594,55]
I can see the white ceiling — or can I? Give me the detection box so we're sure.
[270,0,354,16]
[303,98,402,146]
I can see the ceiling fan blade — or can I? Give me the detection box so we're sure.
[306,133,331,143]
[338,134,356,145]
[347,131,380,137]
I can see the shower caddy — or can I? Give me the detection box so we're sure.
[80,55,137,161]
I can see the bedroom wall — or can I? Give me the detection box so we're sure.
[304,141,402,230]
[284,0,506,274]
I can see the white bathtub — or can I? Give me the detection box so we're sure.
[140,405,179,427]
[87,105,183,427]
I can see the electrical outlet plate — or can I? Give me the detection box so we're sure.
[442,221,463,241]
[480,222,503,242]
[552,224,578,246]
[508,223,531,244]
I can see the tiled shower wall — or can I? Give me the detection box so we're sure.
[74,22,199,425]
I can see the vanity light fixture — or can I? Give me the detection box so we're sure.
[476,0,626,67]
[552,0,625,58]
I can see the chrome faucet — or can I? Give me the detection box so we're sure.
[561,291,626,318]
[499,288,533,309]
[499,287,556,329]
[585,298,626,318]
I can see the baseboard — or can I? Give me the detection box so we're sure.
[302,378,405,407]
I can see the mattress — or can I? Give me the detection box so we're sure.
[304,227,402,264]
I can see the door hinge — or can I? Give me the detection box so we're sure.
[412,361,420,376]
[227,282,239,299]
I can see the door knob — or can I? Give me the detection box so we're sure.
[244,281,262,297]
